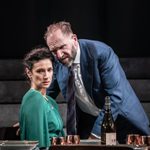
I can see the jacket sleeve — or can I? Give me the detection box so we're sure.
[91,46,128,136]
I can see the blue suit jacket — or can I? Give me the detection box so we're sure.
[47,39,150,142]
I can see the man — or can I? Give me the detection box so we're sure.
[44,21,150,143]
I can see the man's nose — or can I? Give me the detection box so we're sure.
[56,50,63,59]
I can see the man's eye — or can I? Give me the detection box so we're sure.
[52,52,56,56]
[60,45,64,49]
[51,49,57,55]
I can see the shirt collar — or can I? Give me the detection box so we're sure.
[73,44,80,64]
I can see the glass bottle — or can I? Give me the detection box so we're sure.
[101,96,116,145]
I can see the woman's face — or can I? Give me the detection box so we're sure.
[27,58,53,91]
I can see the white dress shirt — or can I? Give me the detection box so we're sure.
[72,46,101,117]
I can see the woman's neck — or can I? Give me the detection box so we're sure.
[31,87,46,96]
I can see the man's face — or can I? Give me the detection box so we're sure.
[46,29,78,67]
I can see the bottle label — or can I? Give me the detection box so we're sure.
[106,133,116,145]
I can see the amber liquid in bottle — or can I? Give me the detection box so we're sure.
[101,96,116,145]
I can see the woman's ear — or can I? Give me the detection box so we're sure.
[25,68,32,80]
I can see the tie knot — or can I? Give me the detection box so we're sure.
[69,64,78,77]
[72,63,78,70]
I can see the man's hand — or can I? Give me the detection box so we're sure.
[88,134,99,139]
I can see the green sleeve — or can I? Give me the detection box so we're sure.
[47,96,65,137]
[23,94,50,148]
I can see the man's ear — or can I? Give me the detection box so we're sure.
[72,34,78,41]
[72,34,78,47]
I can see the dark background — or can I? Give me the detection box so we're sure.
[1,0,150,59]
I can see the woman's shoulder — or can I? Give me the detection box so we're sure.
[23,88,40,98]
[22,89,45,104]
[21,89,48,112]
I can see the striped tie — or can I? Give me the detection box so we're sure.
[66,66,77,135]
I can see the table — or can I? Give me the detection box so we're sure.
[49,140,149,150]
[0,140,149,150]
[0,140,38,150]
[50,144,136,150]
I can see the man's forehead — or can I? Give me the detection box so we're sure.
[48,38,64,51]
[49,29,62,37]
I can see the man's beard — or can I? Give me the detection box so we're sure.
[59,45,77,67]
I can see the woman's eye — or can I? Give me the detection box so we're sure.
[48,68,53,72]
[37,69,43,73]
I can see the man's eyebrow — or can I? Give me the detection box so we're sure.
[51,44,66,52]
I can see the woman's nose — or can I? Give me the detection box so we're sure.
[44,71,49,78]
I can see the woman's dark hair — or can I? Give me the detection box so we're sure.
[23,46,54,71]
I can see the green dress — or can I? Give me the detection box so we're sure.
[19,89,65,148]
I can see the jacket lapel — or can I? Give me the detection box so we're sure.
[79,41,94,98]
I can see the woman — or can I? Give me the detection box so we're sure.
[19,47,65,149]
